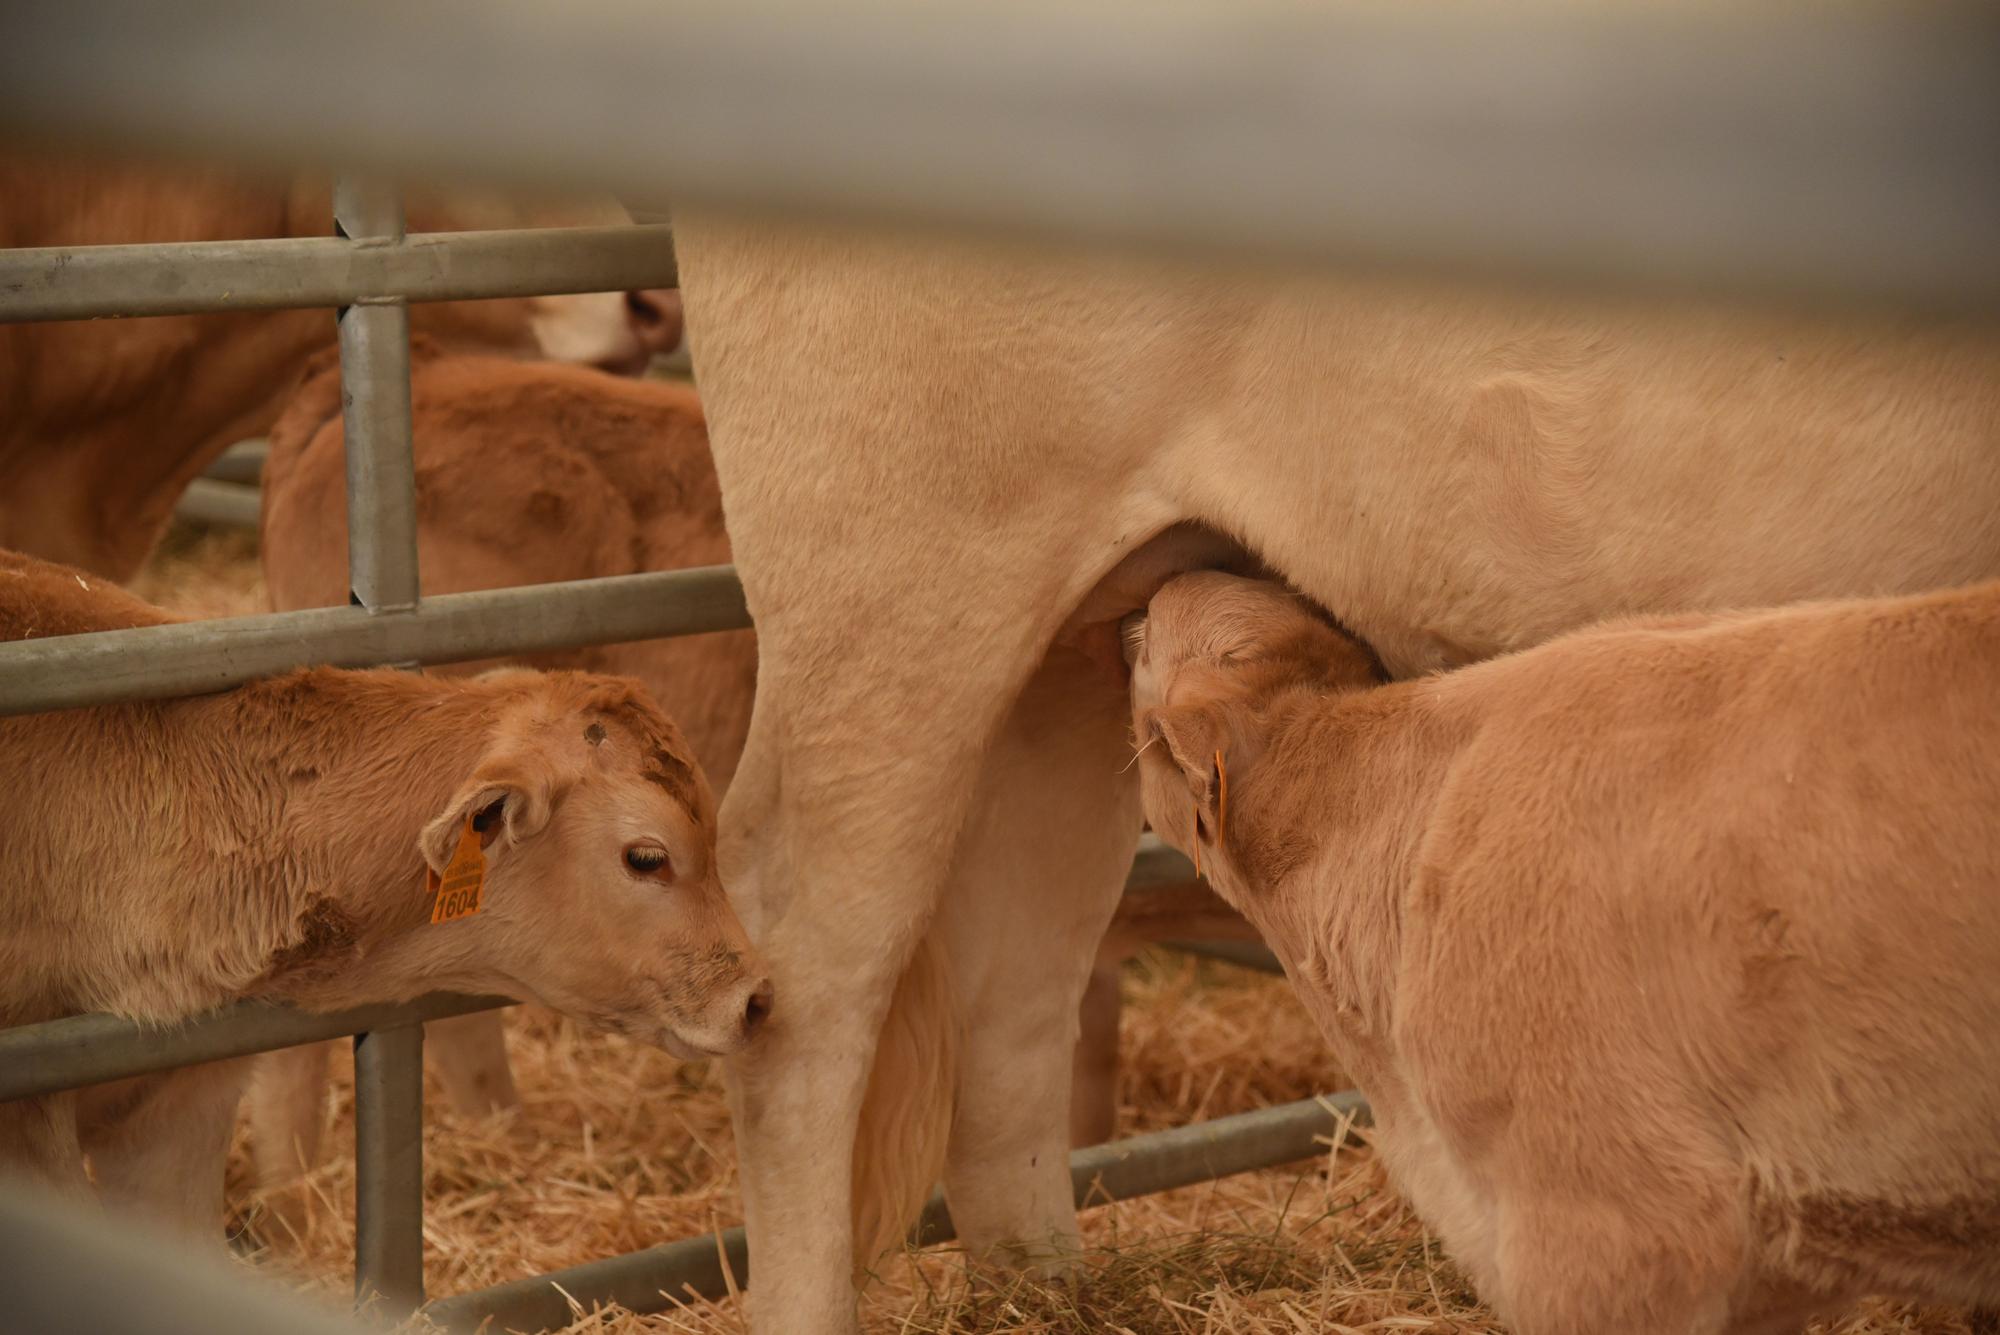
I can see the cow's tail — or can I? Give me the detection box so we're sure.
[850,920,959,1274]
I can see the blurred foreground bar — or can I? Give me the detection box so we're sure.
[1,0,1995,312]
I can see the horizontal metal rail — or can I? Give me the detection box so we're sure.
[0,565,750,716]
[175,477,262,528]
[0,992,510,1102]
[0,837,1201,1100]
[2,0,1996,312]
[0,224,676,323]
[427,1090,1369,1332]
[202,440,268,485]
[1170,940,1284,976]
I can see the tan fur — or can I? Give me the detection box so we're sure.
[0,550,769,1236]
[0,149,681,579]
[259,342,748,784]
[1132,571,2000,1335]
[670,212,2000,1334]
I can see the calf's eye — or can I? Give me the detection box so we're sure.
[624,844,672,878]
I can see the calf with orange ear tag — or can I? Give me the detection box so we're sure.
[0,551,772,1238]
[311,677,776,1063]
[1129,571,1378,890]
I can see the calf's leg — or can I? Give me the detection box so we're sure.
[248,1041,334,1191]
[1490,1191,1741,1335]
[0,1095,90,1203]
[81,1059,251,1242]
[426,1011,519,1115]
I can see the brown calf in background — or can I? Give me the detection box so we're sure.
[0,149,681,579]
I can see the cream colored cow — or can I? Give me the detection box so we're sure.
[670,213,2000,1334]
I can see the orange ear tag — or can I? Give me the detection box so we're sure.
[428,815,487,924]
[1214,750,1228,846]
[1194,750,1229,882]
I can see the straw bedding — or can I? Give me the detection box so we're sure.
[132,523,1975,1335]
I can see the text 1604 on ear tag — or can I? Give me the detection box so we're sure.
[428,815,487,924]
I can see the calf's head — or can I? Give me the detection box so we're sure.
[400,192,683,374]
[410,674,771,1059]
[1126,572,1379,869]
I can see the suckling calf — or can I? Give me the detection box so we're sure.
[1129,570,2000,1335]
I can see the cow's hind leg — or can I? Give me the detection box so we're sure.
[1070,963,1125,1148]
[938,651,1140,1267]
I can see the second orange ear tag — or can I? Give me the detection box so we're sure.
[428,815,487,924]
[1214,750,1228,845]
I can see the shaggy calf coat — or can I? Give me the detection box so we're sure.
[0,551,769,1236]
[1130,571,2000,1335]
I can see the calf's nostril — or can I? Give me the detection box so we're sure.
[624,288,685,353]
[742,979,775,1036]
[626,289,666,329]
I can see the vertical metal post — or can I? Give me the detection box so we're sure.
[333,179,419,613]
[353,1023,427,1310]
[335,176,426,1312]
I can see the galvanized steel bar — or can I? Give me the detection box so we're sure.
[175,477,262,528]
[202,440,268,485]
[1170,939,1285,975]
[1125,833,1193,887]
[425,1091,1369,1332]
[353,1023,427,1309]
[0,844,1197,1102]
[0,225,677,324]
[335,178,430,1313]
[0,565,751,716]
[0,993,510,1102]
[334,181,419,614]
[1,0,1997,311]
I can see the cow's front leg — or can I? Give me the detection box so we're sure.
[938,650,1139,1267]
[709,524,1160,1332]
[721,665,1027,1335]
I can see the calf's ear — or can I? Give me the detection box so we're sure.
[1147,704,1240,846]
[419,759,555,874]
